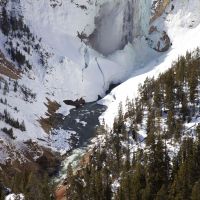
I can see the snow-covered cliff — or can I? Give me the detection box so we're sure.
[0,0,154,163]
[89,0,151,55]
[0,0,200,164]
[0,0,153,101]
[101,0,200,127]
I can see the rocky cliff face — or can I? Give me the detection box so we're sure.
[151,0,171,22]
[89,0,151,55]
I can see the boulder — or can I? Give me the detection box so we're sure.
[63,97,86,109]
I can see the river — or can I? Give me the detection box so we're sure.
[53,101,107,182]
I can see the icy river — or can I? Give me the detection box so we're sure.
[53,101,107,182]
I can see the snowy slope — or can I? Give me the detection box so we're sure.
[100,0,200,127]
[0,0,153,163]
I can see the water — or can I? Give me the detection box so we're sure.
[89,0,151,55]
[53,102,107,182]
[62,102,107,147]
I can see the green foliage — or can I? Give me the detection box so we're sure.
[0,7,10,35]
[191,180,200,200]
[0,169,53,200]
[1,48,198,199]
[3,81,9,95]
[2,109,26,131]
[1,127,15,139]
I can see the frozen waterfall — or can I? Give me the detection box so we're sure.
[89,0,151,55]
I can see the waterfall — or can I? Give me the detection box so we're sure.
[89,0,151,55]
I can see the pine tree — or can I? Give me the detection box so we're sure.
[174,119,183,141]
[3,81,9,95]
[146,109,156,146]
[171,163,190,200]
[135,97,143,124]
[165,69,175,111]
[167,110,175,138]
[191,181,200,200]
[180,91,189,121]
[145,135,170,198]
[1,7,10,35]
[120,172,133,200]
[156,185,168,200]
[14,81,18,92]
[153,81,162,109]
[176,56,186,84]
[101,167,112,200]
[132,163,146,200]
[188,62,198,103]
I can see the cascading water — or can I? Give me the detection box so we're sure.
[89,0,151,55]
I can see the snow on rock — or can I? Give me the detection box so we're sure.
[100,0,200,127]
[151,0,170,22]
[89,0,151,55]
[0,0,155,163]
[5,193,24,200]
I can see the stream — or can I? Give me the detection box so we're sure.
[53,101,107,182]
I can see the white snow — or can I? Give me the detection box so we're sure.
[112,179,120,193]
[0,0,154,162]
[100,0,200,128]
[48,129,77,152]
[5,193,24,200]
[0,0,200,163]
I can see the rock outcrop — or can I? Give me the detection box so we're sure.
[151,0,171,23]
[148,26,171,52]
[63,98,86,109]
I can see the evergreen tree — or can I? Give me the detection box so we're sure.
[3,81,9,95]
[167,110,175,138]
[191,181,200,200]
[156,185,168,200]
[1,7,10,35]
[145,135,170,198]
[14,81,18,92]
[132,163,146,200]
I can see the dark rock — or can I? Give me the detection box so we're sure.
[97,95,102,100]
[63,97,86,109]
[106,83,120,95]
